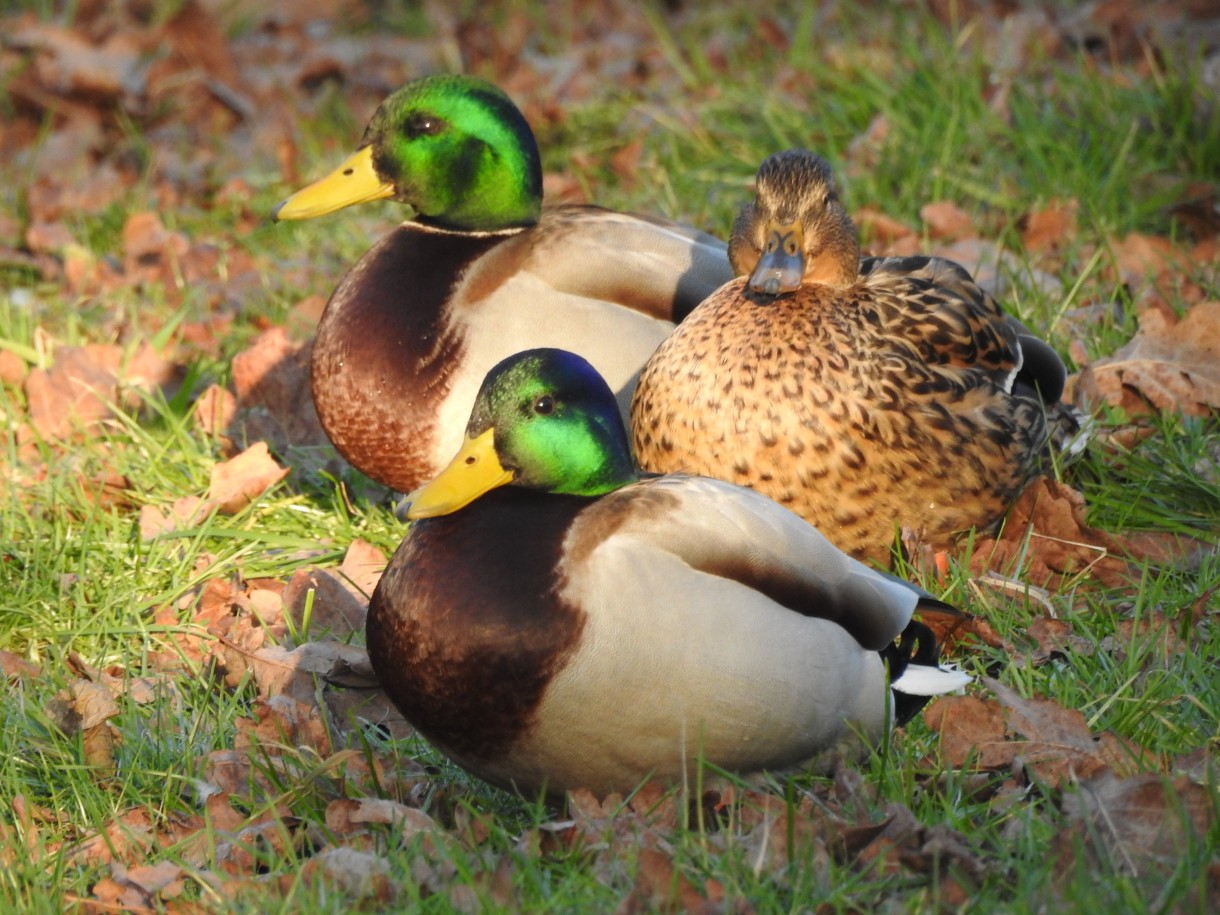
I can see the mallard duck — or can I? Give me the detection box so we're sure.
[366,348,968,799]
[631,148,1082,565]
[272,74,733,494]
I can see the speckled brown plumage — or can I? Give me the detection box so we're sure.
[631,149,1078,564]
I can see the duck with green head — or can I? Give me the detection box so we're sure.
[273,74,733,495]
[632,148,1085,565]
[366,347,968,799]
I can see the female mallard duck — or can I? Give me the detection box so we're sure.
[631,148,1081,565]
[273,74,733,494]
[366,348,968,799]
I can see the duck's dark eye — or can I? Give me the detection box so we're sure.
[533,395,555,415]
[404,113,446,139]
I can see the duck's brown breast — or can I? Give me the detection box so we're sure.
[365,488,589,785]
[311,225,504,493]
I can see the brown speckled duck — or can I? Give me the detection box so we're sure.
[367,348,968,799]
[273,75,733,494]
[631,149,1081,564]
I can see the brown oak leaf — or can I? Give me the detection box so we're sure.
[1058,769,1218,877]
[1073,300,1220,417]
[324,798,436,839]
[924,679,1154,786]
[209,441,289,513]
[1021,198,1078,254]
[920,200,975,241]
[969,478,1131,589]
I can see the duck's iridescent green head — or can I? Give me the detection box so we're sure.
[406,349,641,518]
[273,74,543,231]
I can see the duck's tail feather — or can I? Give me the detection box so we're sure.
[883,618,972,726]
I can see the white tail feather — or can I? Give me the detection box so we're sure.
[892,663,972,697]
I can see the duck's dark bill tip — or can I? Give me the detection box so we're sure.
[270,199,287,222]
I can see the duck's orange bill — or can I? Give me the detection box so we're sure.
[272,145,395,221]
[748,220,806,295]
[404,428,515,519]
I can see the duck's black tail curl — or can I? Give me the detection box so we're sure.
[884,617,971,727]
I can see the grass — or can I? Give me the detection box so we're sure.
[2,0,1218,912]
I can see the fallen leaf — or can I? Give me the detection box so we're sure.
[926,679,1154,786]
[1021,198,1078,254]
[0,350,27,387]
[990,678,1152,783]
[214,812,307,876]
[208,442,289,513]
[45,679,122,774]
[138,496,213,539]
[122,211,189,269]
[325,798,436,839]
[920,200,974,241]
[619,847,718,915]
[0,651,41,680]
[238,640,374,703]
[969,478,1132,589]
[1073,300,1220,417]
[1110,232,1192,291]
[194,383,238,441]
[62,807,161,868]
[234,694,332,758]
[98,859,188,910]
[6,20,144,104]
[24,221,78,255]
[1059,769,1217,876]
[299,847,396,904]
[23,342,179,442]
[24,344,123,441]
[322,679,414,742]
[1017,617,1096,667]
[1101,612,1196,666]
[855,205,915,249]
[923,694,1012,769]
[65,653,163,706]
[224,328,335,475]
[280,568,367,642]
[335,539,388,602]
[47,679,119,732]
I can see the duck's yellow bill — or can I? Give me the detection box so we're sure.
[405,428,515,519]
[272,145,395,221]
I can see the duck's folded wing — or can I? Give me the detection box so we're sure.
[523,207,735,322]
[860,254,1073,407]
[572,475,921,651]
[859,255,1024,388]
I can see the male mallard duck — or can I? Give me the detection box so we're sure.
[366,348,968,799]
[631,148,1082,565]
[273,74,733,494]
